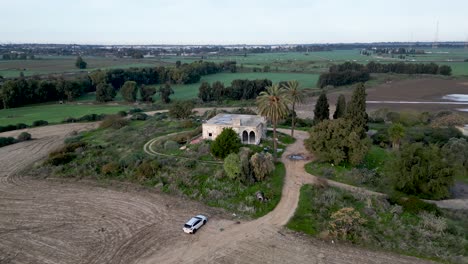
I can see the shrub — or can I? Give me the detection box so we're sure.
[15,123,28,129]
[128,108,143,114]
[62,117,78,123]
[386,143,454,200]
[47,153,76,165]
[168,100,194,119]
[164,140,179,150]
[210,128,241,159]
[130,112,148,120]
[32,120,48,127]
[17,132,31,141]
[0,137,17,147]
[250,152,274,181]
[135,160,161,181]
[99,115,129,129]
[223,153,242,180]
[0,125,18,132]
[419,212,447,233]
[78,114,106,122]
[101,162,120,175]
[328,207,366,240]
[117,111,128,117]
[389,196,441,215]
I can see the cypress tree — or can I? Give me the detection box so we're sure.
[314,92,330,123]
[333,94,346,119]
[345,83,368,138]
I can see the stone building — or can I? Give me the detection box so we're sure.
[202,114,266,145]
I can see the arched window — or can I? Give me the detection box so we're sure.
[242,131,248,143]
[249,131,256,144]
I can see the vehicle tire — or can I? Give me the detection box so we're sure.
[193,228,197,234]
[203,220,206,224]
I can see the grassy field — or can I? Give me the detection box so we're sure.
[0,56,168,78]
[2,49,467,79]
[0,103,130,126]
[287,185,467,263]
[151,72,320,100]
[38,116,287,218]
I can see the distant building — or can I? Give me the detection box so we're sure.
[202,114,266,145]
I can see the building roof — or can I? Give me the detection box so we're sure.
[205,114,264,127]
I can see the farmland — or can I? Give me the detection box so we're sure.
[0,103,130,126]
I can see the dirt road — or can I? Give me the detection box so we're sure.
[1,123,434,263]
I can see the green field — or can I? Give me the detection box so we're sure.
[152,72,320,100]
[0,56,168,78]
[2,49,467,79]
[0,104,130,126]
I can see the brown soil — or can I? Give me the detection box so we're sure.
[0,123,434,264]
[298,78,468,115]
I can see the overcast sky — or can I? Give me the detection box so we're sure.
[1,0,468,45]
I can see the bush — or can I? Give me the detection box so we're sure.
[0,125,18,132]
[223,153,242,180]
[164,140,179,150]
[328,207,366,240]
[101,162,121,175]
[32,120,48,127]
[117,111,127,117]
[168,100,194,119]
[62,117,78,123]
[210,128,241,158]
[389,196,441,216]
[135,160,161,181]
[99,115,129,129]
[47,153,76,166]
[17,132,31,141]
[128,108,143,114]
[0,137,17,147]
[250,152,274,181]
[78,114,106,122]
[15,123,28,129]
[130,112,148,121]
[386,143,454,200]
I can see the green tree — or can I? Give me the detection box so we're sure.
[250,152,275,181]
[256,84,290,161]
[140,85,156,103]
[89,70,106,86]
[333,94,346,119]
[198,81,212,102]
[158,83,174,103]
[210,128,242,159]
[387,143,454,200]
[121,81,138,102]
[346,83,368,139]
[442,138,468,178]
[75,56,87,69]
[168,100,194,119]
[388,123,405,150]
[212,81,225,102]
[305,118,370,165]
[314,92,329,123]
[224,153,242,180]
[95,83,115,102]
[438,65,452,76]
[282,80,304,136]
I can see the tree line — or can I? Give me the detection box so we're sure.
[198,79,272,102]
[0,60,237,108]
[0,77,93,109]
[318,61,452,88]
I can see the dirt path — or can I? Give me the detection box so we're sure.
[0,123,436,264]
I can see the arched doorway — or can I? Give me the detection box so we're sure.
[242,131,248,143]
[249,131,256,144]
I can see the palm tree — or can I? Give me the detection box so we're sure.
[256,84,291,161]
[388,123,405,150]
[282,80,304,137]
